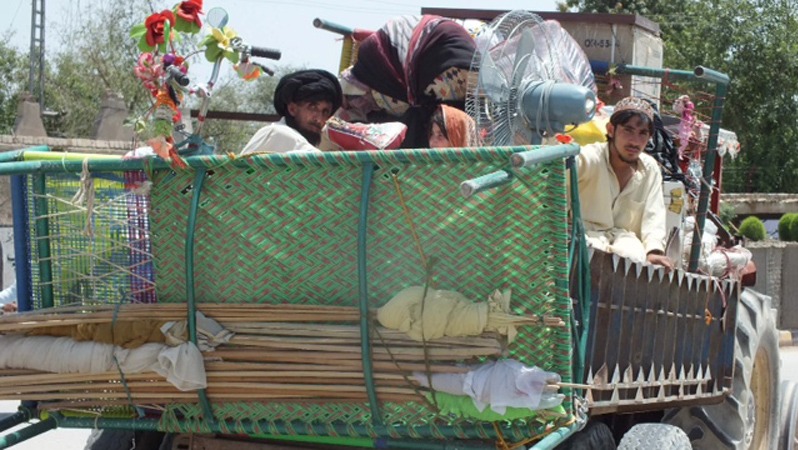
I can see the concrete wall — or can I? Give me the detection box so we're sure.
[748,241,798,330]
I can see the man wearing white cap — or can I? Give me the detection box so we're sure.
[575,96,673,271]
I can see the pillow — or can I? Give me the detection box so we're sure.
[322,117,407,151]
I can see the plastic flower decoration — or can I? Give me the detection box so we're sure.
[130,2,264,169]
[235,62,261,81]
[174,0,203,34]
[133,53,164,96]
[673,94,696,158]
[202,26,240,64]
[130,10,176,53]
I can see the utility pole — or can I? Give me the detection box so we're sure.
[28,0,45,110]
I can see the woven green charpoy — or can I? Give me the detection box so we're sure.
[151,147,572,441]
[26,171,156,308]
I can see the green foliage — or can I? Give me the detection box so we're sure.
[4,1,284,153]
[44,2,156,138]
[738,216,767,241]
[0,36,29,134]
[718,202,737,229]
[778,213,796,241]
[562,0,798,193]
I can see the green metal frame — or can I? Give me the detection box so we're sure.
[0,144,578,450]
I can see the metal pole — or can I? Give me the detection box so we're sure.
[0,417,57,449]
[28,0,46,110]
[38,0,45,110]
[27,0,36,95]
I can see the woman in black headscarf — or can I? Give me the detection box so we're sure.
[344,15,476,148]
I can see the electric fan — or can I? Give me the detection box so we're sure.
[466,11,598,145]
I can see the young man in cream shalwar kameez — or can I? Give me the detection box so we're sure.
[576,96,674,271]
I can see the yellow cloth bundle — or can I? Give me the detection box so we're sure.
[377,286,523,342]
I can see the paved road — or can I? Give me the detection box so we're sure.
[0,346,795,449]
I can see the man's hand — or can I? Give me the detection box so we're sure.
[1,302,17,313]
[647,252,674,272]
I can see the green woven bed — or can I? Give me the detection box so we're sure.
[22,146,574,444]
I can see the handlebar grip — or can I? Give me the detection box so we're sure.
[165,66,190,87]
[250,46,282,60]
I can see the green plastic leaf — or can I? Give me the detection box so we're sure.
[138,35,154,53]
[154,119,173,136]
[130,24,146,39]
[200,34,215,47]
[174,20,188,33]
[174,17,201,35]
[205,45,222,63]
[224,50,240,64]
[133,118,148,134]
[163,20,172,46]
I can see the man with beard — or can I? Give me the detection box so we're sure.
[575,96,673,271]
[241,69,342,154]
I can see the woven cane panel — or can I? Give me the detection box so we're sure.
[159,401,563,441]
[26,172,155,308]
[363,160,570,375]
[148,148,572,436]
[150,162,361,305]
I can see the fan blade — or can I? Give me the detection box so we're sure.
[479,50,509,104]
[511,27,537,89]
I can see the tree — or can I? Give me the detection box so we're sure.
[560,0,798,193]
[39,0,283,153]
[0,36,29,134]
[44,2,155,138]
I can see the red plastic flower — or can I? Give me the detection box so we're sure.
[145,10,176,47]
[555,133,574,144]
[177,0,203,28]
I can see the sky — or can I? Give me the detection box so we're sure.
[3,0,561,79]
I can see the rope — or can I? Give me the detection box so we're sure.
[70,158,96,238]
[391,174,428,270]
[419,257,440,414]
[110,302,140,418]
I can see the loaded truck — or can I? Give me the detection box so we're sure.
[0,5,791,450]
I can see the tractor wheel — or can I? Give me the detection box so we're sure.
[617,423,691,449]
[779,380,798,450]
[558,420,616,450]
[662,289,781,449]
[84,429,166,450]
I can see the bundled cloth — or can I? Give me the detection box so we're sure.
[0,311,234,391]
[705,246,753,279]
[0,335,205,391]
[682,217,752,279]
[414,359,564,414]
[377,286,532,342]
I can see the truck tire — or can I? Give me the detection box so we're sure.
[662,289,781,450]
[84,429,166,450]
[617,423,691,449]
[558,420,616,449]
[779,380,798,450]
